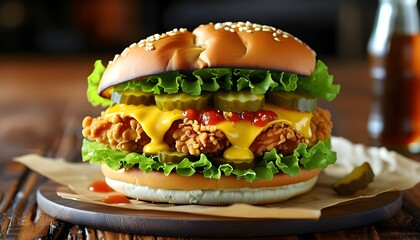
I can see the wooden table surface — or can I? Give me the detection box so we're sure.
[0,55,419,239]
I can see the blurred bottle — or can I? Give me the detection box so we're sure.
[367,0,420,153]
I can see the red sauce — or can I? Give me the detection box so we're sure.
[200,109,226,125]
[183,109,277,127]
[102,194,131,204]
[88,180,113,193]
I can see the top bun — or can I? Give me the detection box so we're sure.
[99,21,316,98]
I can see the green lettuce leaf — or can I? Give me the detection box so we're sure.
[271,72,299,92]
[193,68,232,91]
[234,69,278,94]
[82,138,336,183]
[87,59,340,107]
[297,61,340,101]
[86,60,113,107]
[114,72,183,94]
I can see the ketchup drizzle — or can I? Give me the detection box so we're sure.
[183,109,277,127]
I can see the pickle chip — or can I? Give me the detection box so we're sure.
[211,157,255,170]
[266,91,317,112]
[111,90,155,106]
[214,90,264,112]
[158,151,192,164]
[332,162,375,196]
[155,92,212,111]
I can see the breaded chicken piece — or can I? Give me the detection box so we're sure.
[82,112,150,152]
[82,107,332,156]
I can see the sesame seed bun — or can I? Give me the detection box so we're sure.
[101,164,321,205]
[98,21,316,98]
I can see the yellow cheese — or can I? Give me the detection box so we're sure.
[216,121,259,160]
[105,103,312,160]
[264,103,312,139]
[105,104,183,154]
[216,103,312,160]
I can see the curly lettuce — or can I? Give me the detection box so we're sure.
[81,138,336,183]
[86,60,113,107]
[86,60,340,107]
[297,61,340,101]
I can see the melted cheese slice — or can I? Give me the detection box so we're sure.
[105,103,312,160]
[106,104,183,153]
[217,103,312,160]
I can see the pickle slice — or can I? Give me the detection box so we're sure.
[332,162,375,196]
[111,90,155,106]
[155,92,212,111]
[158,151,191,164]
[211,157,255,170]
[214,90,264,112]
[266,91,317,112]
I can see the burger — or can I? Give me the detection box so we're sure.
[82,21,340,205]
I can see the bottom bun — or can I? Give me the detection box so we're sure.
[105,176,318,205]
[101,164,321,205]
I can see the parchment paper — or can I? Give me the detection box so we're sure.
[14,137,420,219]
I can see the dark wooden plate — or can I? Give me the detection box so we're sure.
[37,181,402,238]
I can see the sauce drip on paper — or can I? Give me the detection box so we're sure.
[102,195,131,204]
[88,180,113,193]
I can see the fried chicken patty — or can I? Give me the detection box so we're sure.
[82,107,332,157]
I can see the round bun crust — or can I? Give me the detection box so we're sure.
[101,164,321,205]
[99,21,316,98]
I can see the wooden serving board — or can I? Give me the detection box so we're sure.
[37,181,402,238]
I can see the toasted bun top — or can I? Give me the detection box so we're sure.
[99,21,316,97]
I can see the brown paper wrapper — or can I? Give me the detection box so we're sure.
[14,137,420,219]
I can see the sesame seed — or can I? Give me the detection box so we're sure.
[110,54,119,64]
[121,47,129,56]
[145,45,155,51]
[211,21,301,44]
